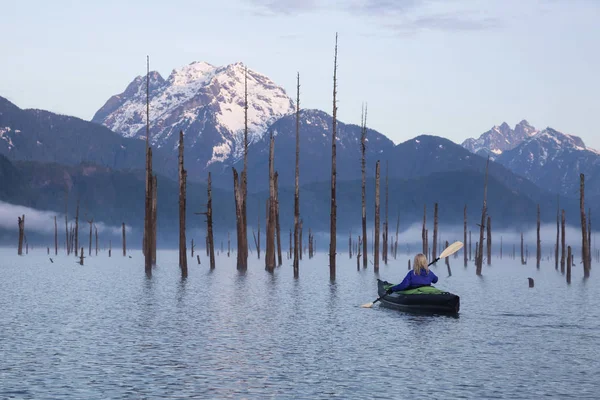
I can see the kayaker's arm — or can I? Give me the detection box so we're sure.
[389,272,412,293]
[430,270,438,283]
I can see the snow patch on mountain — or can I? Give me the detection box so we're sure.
[93,61,295,167]
[462,120,538,159]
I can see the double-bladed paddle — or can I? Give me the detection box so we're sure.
[360,241,464,308]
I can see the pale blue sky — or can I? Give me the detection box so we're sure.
[1,0,599,148]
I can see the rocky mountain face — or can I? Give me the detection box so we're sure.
[92,61,295,179]
[496,128,600,197]
[0,96,170,170]
[461,120,538,159]
[224,109,395,191]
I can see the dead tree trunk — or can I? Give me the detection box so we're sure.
[299,219,303,260]
[293,72,301,278]
[144,146,153,275]
[348,230,352,259]
[463,205,467,267]
[266,133,276,271]
[486,216,491,266]
[555,196,559,270]
[151,174,157,265]
[17,215,25,255]
[227,231,230,257]
[191,239,194,257]
[54,216,58,255]
[588,209,592,268]
[521,232,525,265]
[207,172,215,270]
[109,239,112,257]
[561,209,566,273]
[394,214,399,260]
[79,247,84,265]
[500,236,503,259]
[567,245,572,284]
[122,222,126,256]
[178,130,188,277]
[88,219,93,256]
[257,204,261,259]
[95,225,98,256]
[361,103,368,269]
[536,204,541,269]
[374,160,381,272]
[580,173,590,278]
[75,198,80,258]
[432,202,438,263]
[329,32,339,281]
[476,156,489,275]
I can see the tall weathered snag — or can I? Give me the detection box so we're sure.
[329,32,338,280]
[422,205,427,255]
[521,232,525,265]
[74,198,80,258]
[232,65,249,270]
[151,174,157,265]
[265,132,276,271]
[143,56,153,275]
[95,225,98,256]
[64,190,69,255]
[360,103,368,268]
[293,72,301,277]
[476,156,489,275]
[580,173,590,278]
[178,130,188,277]
[374,160,380,272]
[567,245,572,284]
[87,218,93,256]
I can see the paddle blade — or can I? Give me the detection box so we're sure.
[439,241,464,259]
[360,302,374,308]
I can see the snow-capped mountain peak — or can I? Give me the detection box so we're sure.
[92,61,295,168]
[461,120,539,159]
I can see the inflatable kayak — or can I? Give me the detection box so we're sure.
[377,279,460,314]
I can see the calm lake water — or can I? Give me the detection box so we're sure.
[1,248,599,399]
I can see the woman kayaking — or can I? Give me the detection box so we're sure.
[386,253,438,294]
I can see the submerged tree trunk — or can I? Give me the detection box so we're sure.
[122,222,126,256]
[361,103,368,269]
[329,33,339,281]
[580,173,590,278]
[207,172,215,270]
[293,73,301,278]
[54,216,58,256]
[178,131,188,277]
[476,157,489,275]
[266,133,276,272]
[374,160,380,273]
[17,215,25,255]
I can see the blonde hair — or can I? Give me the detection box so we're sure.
[413,253,429,275]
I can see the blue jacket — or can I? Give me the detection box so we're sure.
[390,269,438,292]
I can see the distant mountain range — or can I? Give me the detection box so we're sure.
[0,60,598,245]
[461,120,600,197]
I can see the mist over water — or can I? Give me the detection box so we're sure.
[1,248,598,399]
